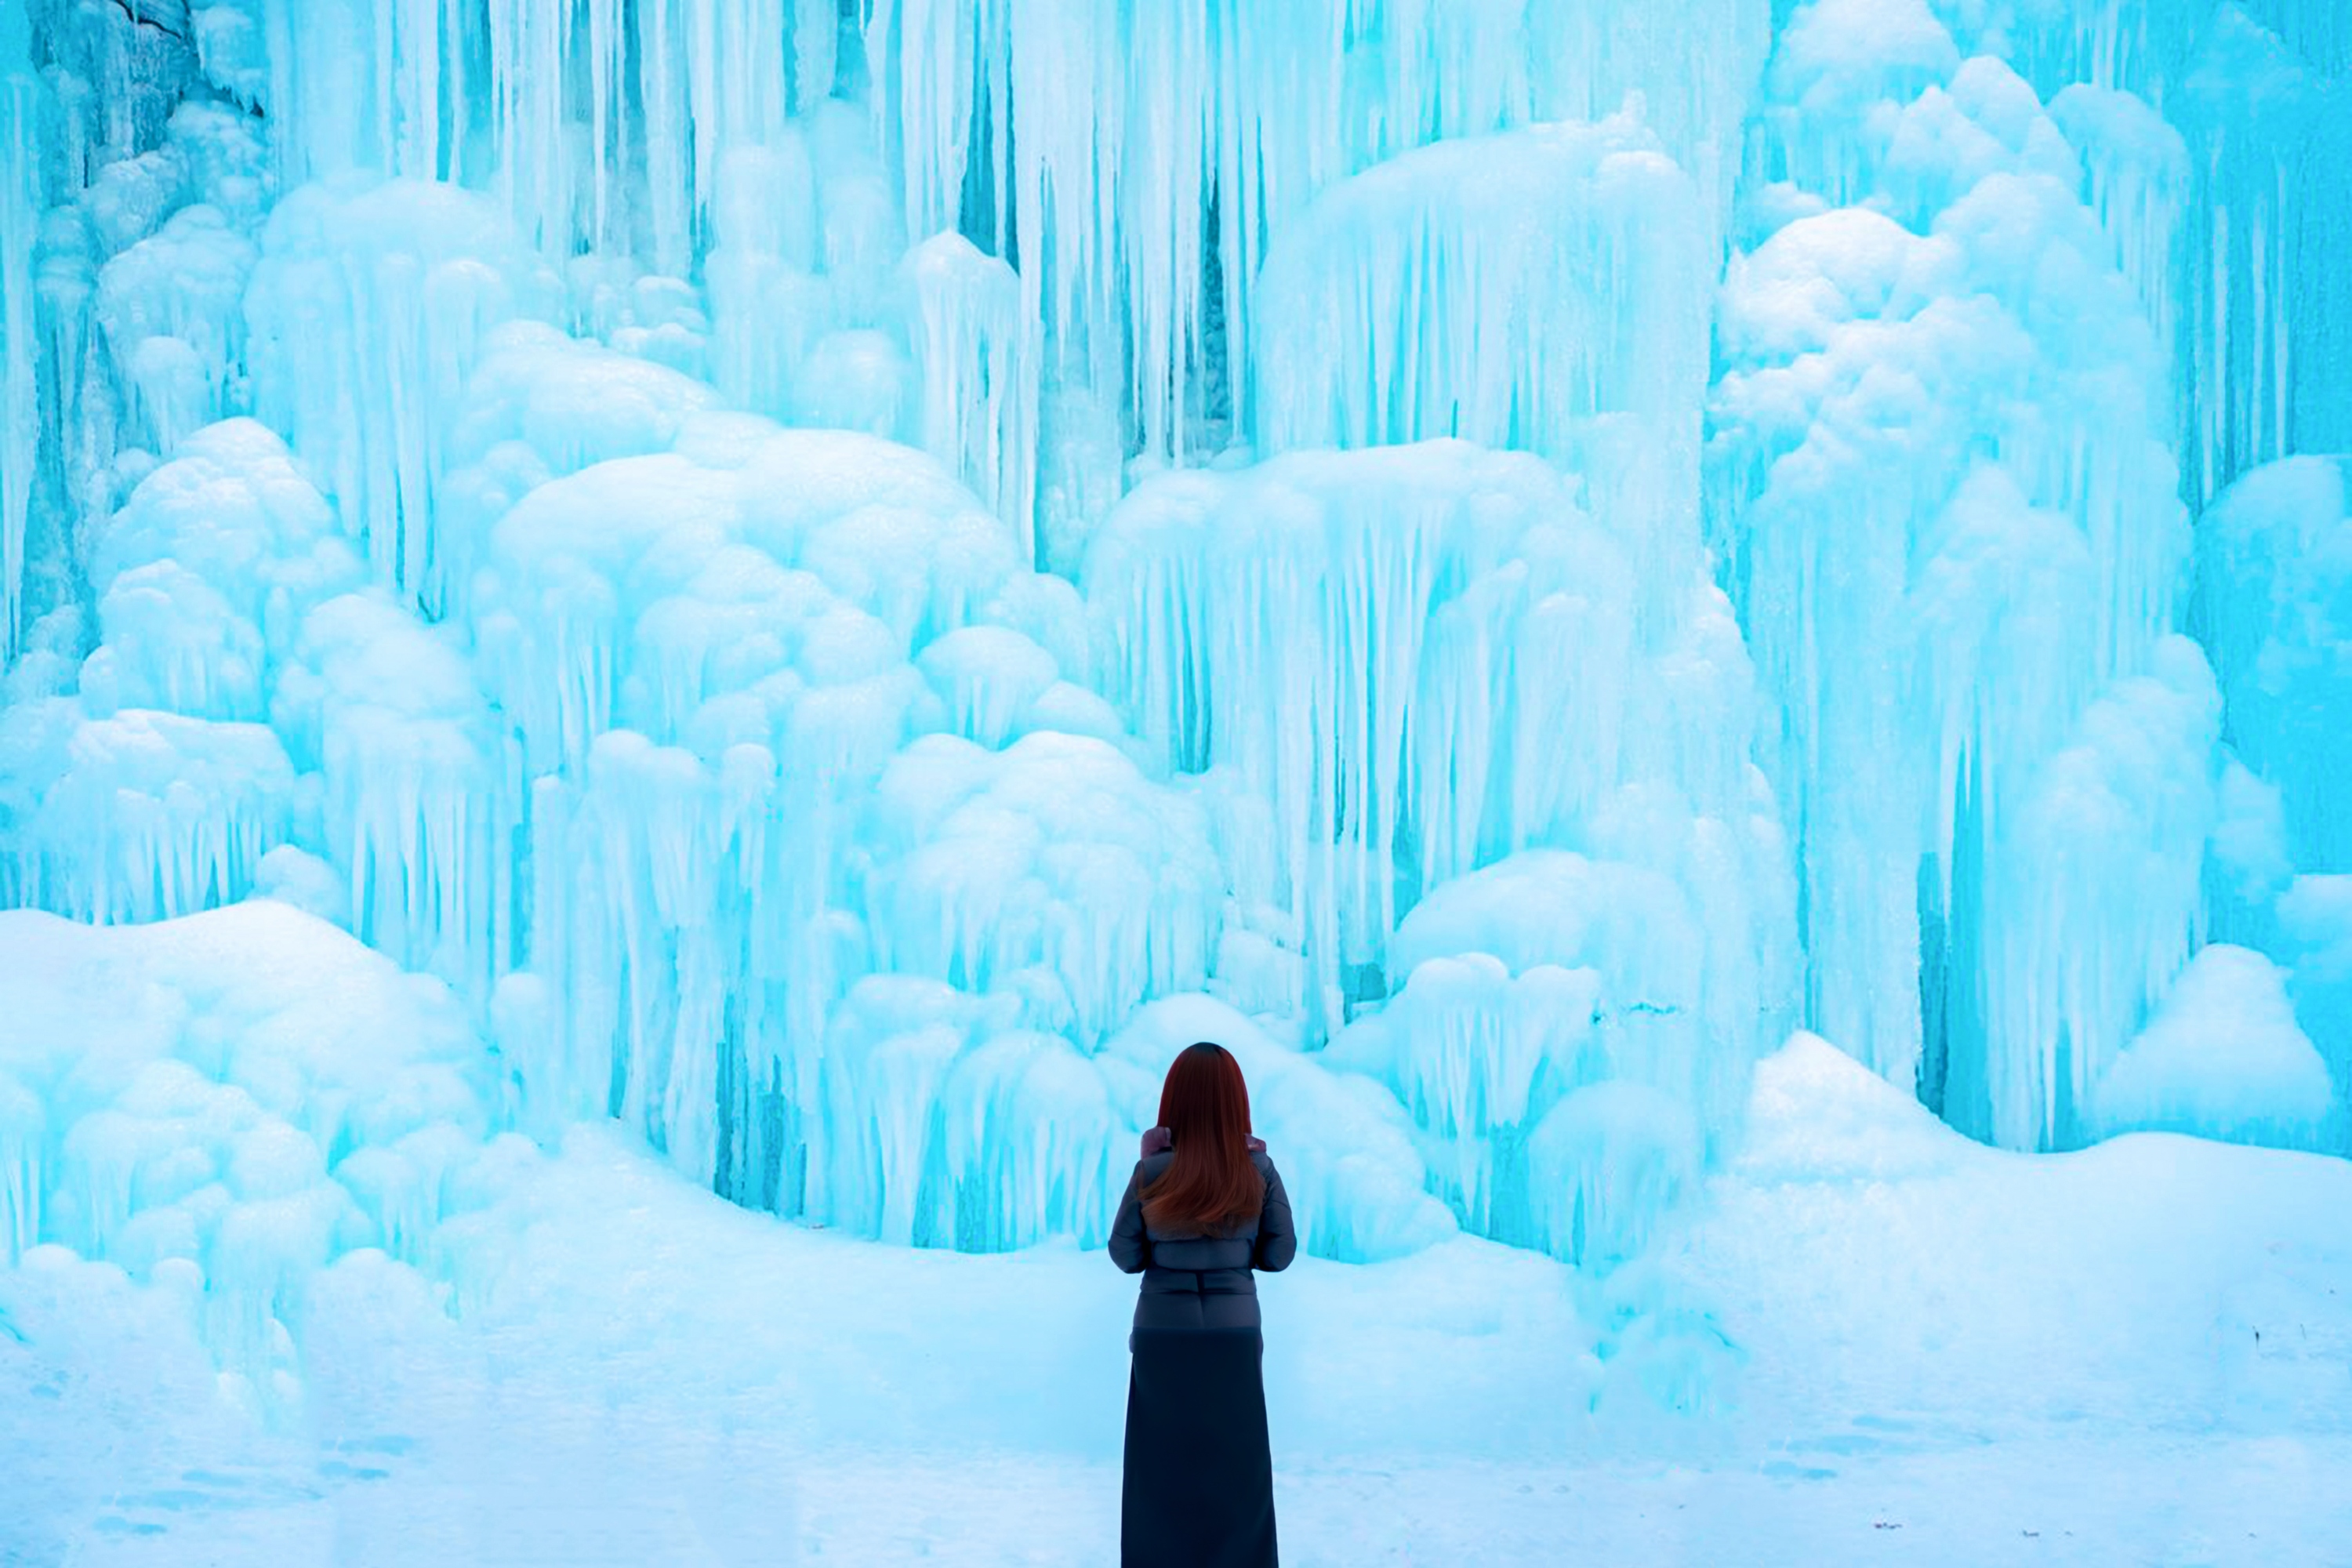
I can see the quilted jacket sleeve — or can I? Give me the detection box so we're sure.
[1108,1162,1150,1274]
[1251,1157,1296,1273]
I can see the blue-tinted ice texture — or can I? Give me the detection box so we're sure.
[0,0,2348,1407]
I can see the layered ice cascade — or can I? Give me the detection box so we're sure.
[2,0,2349,1388]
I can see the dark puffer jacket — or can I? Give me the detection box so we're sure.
[1109,1128,1297,1335]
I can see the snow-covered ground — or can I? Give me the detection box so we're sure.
[6,1023,2345,1566]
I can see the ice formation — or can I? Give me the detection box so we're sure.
[1,0,2349,1406]
[2197,455,2352,874]
[2089,942,2332,1148]
[1088,443,1791,1047]
[0,901,503,1406]
[1715,31,2244,1149]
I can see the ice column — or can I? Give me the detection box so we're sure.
[243,179,560,608]
[96,205,260,456]
[2047,86,2188,416]
[1711,45,2216,1146]
[2172,9,2352,499]
[903,234,1037,560]
[1252,114,1714,621]
[1,27,38,659]
[1905,0,2352,501]
[274,591,511,1000]
[0,1069,35,1265]
[473,419,1190,1215]
[1087,441,1792,1051]
[2197,456,2352,873]
[705,136,823,416]
[1323,843,1766,1265]
[871,0,1766,466]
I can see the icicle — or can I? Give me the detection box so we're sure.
[914,626,1057,748]
[794,0,840,109]
[2172,8,2324,499]
[1973,639,2220,1148]
[331,1125,475,1267]
[96,205,258,458]
[244,180,559,607]
[1006,0,1124,430]
[10,709,294,926]
[0,48,38,660]
[810,975,988,1239]
[583,0,626,256]
[278,591,503,1000]
[479,0,568,256]
[2197,456,2352,874]
[1117,2,1212,463]
[866,0,982,255]
[861,731,1221,1051]
[902,233,1037,559]
[2049,85,2188,407]
[706,137,828,418]
[1526,1080,1699,1269]
[467,415,1132,1206]
[1749,0,1959,216]
[938,1030,1120,1250]
[1712,51,2204,1134]
[1087,443,1787,1051]
[632,0,689,275]
[0,1072,38,1265]
[1326,954,1604,1244]
[1252,113,1712,612]
[1204,0,1343,442]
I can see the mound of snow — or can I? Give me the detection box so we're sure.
[2092,945,2334,1149]
[0,902,523,1401]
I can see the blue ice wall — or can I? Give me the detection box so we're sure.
[0,0,2346,1306]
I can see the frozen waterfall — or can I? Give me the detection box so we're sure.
[1,0,2349,1403]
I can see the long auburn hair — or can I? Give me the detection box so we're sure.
[1141,1041,1265,1236]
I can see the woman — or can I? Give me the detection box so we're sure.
[1109,1040,1297,1568]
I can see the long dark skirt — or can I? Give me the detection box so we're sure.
[1121,1327,1277,1567]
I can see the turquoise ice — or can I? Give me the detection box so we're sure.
[0,10,2347,1555]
